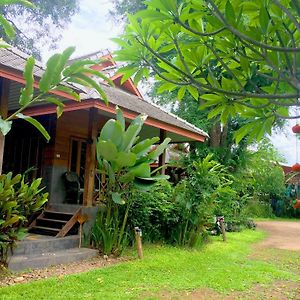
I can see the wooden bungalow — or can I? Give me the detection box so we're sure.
[0,47,208,237]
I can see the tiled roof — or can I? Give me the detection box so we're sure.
[83,85,208,138]
[0,46,208,139]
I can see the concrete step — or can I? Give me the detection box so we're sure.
[12,235,80,256]
[8,248,99,271]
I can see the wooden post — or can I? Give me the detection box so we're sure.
[134,227,143,259]
[220,219,226,242]
[0,78,9,174]
[158,129,167,175]
[83,108,98,207]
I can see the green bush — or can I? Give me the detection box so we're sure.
[242,199,274,218]
[0,172,48,265]
[127,180,175,243]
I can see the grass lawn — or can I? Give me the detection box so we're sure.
[0,230,299,300]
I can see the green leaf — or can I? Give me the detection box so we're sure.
[19,56,35,106]
[111,192,125,205]
[132,137,160,157]
[207,105,224,119]
[0,0,35,8]
[147,138,171,160]
[100,119,123,147]
[177,86,186,100]
[52,85,80,101]
[200,94,223,103]
[0,117,12,135]
[71,73,108,105]
[51,47,76,86]
[62,59,98,77]
[121,114,147,152]
[259,5,269,34]
[133,68,144,86]
[0,15,14,38]
[97,140,118,161]
[39,54,61,92]
[116,106,125,130]
[45,97,65,118]
[234,123,254,143]
[129,163,151,178]
[82,68,114,86]
[114,152,137,168]
[225,1,236,26]
[187,86,199,100]
[16,113,50,141]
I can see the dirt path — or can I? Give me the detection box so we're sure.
[256,221,300,251]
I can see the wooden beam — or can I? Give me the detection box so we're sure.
[83,108,98,206]
[22,99,207,142]
[159,129,167,175]
[0,78,10,174]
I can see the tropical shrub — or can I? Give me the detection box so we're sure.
[127,180,176,243]
[92,107,170,255]
[168,154,233,246]
[0,172,48,265]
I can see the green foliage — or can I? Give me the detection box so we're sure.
[171,154,236,246]
[1,231,296,299]
[127,180,176,243]
[0,46,112,140]
[92,108,170,255]
[0,172,48,265]
[114,0,300,142]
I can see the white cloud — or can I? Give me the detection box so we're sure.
[270,120,299,166]
[41,0,122,61]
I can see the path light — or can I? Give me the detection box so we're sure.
[77,214,89,248]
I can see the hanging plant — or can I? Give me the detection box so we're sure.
[292,124,300,133]
[291,163,300,172]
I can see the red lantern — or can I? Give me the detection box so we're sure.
[291,163,300,172]
[292,199,300,209]
[292,124,300,133]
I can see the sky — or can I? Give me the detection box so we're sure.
[42,0,298,166]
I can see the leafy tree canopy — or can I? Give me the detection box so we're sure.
[114,0,300,143]
[109,0,146,22]
[0,0,79,59]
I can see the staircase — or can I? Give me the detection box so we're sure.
[29,208,81,237]
[8,234,98,271]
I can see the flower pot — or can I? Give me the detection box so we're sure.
[292,199,300,209]
[291,163,300,172]
[292,124,300,133]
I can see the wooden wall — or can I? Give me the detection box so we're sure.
[52,109,108,169]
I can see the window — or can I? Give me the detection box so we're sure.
[69,138,87,188]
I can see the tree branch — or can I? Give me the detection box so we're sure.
[206,0,300,52]
[273,0,300,33]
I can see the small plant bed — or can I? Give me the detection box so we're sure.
[1,230,299,299]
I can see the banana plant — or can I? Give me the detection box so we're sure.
[97,106,170,204]
[94,107,171,255]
